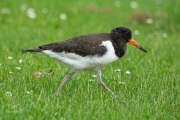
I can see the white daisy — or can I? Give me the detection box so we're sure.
[92,75,97,78]
[20,4,27,11]
[130,1,138,9]
[38,72,42,75]
[134,30,139,35]
[126,58,131,61]
[89,79,95,82]
[115,69,121,72]
[61,117,65,120]
[145,18,153,24]
[162,33,168,38]
[119,82,125,85]
[125,71,131,74]
[16,67,21,70]
[59,13,67,20]
[6,91,12,97]
[27,8,37,19]
[19,59,23,63]
[1,7,11,14]
[8,56,13,59]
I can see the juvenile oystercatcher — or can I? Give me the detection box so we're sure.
[22,26,147,97]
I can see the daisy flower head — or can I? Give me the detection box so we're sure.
[20,4,27,11]
[119,82,125,85]
[145,18,153,24]
[8,56,13,59]
[1,7,11,14]
[130,1,138,9]
[59,13,67,20]
[125,71,131,74]
[134,30,139,35]
[89,79,95,82]
[27,8,37,19]
[6,91,12,97]
[92,75,97,78]
[19,59,23,63]
[16,67,21,70]
[115,69,121,72]
[162,33,168,38]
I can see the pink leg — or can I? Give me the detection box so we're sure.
[97,70,119,98]
[56,69,78,96]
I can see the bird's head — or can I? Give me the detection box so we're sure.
[111,26,147,53]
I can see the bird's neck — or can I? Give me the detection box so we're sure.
[111,39,127,58]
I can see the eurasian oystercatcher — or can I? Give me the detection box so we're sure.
[22,26,147,97]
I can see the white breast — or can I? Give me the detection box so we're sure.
[42,41,119,72]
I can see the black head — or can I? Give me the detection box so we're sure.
[110,26,147,53]
[110,26,132,43]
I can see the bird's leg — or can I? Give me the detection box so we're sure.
[56,69,78,96]
[97,70,115,97]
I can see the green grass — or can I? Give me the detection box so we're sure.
[0,0,180,119]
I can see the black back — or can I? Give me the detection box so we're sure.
[38,27,132,58]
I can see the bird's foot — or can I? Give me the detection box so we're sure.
[52,93,59,98]
[111,92,120,99]
[114,95,120,99]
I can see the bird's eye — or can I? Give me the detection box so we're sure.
[124,33,128,36]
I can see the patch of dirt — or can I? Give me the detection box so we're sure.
[33,70,53,78]
[129,12,168,24]
[84,4,113,13]
[129,12,152,23]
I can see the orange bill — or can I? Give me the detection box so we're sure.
[129,38,147,53]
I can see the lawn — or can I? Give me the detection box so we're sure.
[0,0,179,119]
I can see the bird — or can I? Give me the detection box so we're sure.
[22,26,147,98]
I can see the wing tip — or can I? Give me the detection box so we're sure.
[21,49,43,54]
[21,49,28,54]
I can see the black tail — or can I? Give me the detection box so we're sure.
[21,49,43,54]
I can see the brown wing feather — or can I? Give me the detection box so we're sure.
[39,33,111,57]
[38,43,55,50]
